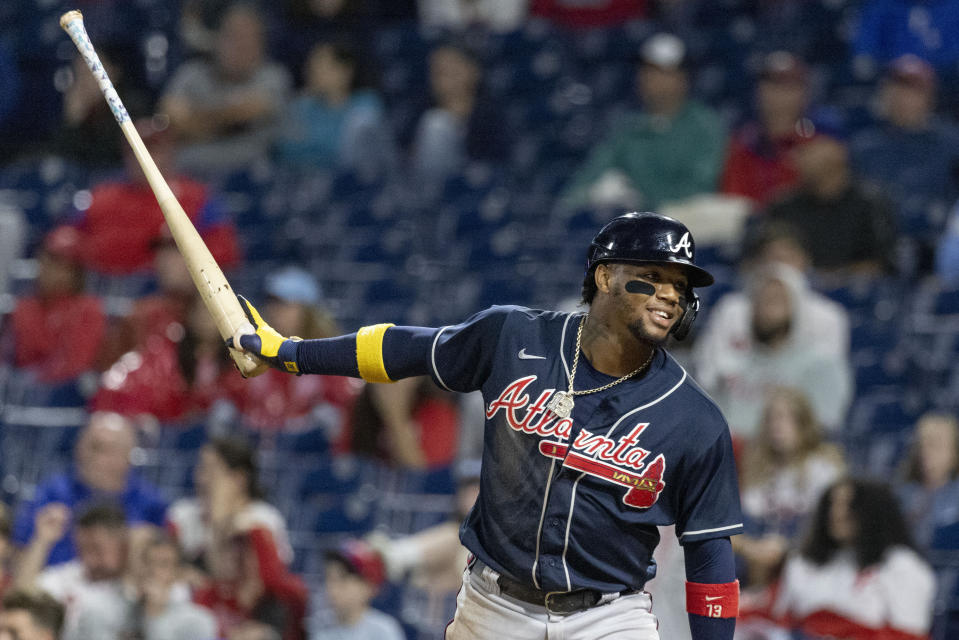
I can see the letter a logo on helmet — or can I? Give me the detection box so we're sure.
[585,211,713,288]
[668,232,693,259]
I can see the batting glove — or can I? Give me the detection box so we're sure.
[228,295,303,374]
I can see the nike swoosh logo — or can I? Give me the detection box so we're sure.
[518,348,547,360]
[705,596,723,602]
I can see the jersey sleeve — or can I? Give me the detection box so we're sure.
[676,427,744,544]
[423,306,514,393]
[877,548,936,635]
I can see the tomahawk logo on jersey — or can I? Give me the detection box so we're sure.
[427,305,743,595]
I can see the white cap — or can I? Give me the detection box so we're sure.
[641,33,686,69]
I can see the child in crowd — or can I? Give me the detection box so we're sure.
[314,540,404,640]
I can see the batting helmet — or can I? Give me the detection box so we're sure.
[586,212,714,287]
[585,212,713,340]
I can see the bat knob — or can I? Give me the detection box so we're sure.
[60,10,84,29]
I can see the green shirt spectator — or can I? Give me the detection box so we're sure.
[562,33,726,210]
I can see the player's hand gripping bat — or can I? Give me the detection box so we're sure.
[60,10,268,378]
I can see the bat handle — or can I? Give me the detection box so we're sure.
[60,10,130,126]
[227,322,269,377]
[230,348,269,378]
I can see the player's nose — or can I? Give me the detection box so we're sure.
[655,283,682,303]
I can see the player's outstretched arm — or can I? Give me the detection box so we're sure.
[684,537,738,640]
[228,295,436,381]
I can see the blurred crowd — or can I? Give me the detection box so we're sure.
[2,0,959,639]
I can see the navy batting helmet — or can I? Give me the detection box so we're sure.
[586,211,714,287]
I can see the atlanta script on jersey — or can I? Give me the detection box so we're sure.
[426,306,743,594]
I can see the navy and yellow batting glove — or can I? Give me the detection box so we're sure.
[228,295,303,374]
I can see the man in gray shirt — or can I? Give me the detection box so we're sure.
[160,3,291,177]
[74,532,217,640]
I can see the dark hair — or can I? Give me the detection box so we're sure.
[208,435,264,500]
[338,41,376,92]
[0,501,11,540]
[2,589,65,635]
[76,503,127,530]
[581,267,598,305]
[742,219,809,261]
[800,477,918,569]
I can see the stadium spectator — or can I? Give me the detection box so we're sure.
[233,267,357,431]
[768,478,936,639]
[561,32,726,211]
[166,436,294,573]
[160,2,292,177]
[897,412,959,549]
[720,52,811,206]
[0,589,65,640]
[734,388,845,589]
[417,0,528,32]
[852,55,959,275]
[192,525,307,640]
[54,46,150,168]
[275,41,393,175]
[76,117,240,275]
[692,262,853,439]
[13,412,168,566]
[365,459,480,637]
[713,220,851,360]
[853,0,959,72]
[94,231,199,373]
[92,292,246,423]
[765,116,897,278]
[6,226,105,387]
[313,539,404,640]
[13,504,130,639]
[343,376,459,470]
[405,42,511,198]
[72,530,217,640]
[530,0,646,27]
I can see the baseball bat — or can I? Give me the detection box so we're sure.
[60,10,267,378]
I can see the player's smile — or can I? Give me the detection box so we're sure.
[645,304,676,330]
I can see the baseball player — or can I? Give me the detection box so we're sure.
[230,212,743,639]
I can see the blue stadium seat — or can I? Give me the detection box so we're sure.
[312,496,376,534]
[299,456,371,499]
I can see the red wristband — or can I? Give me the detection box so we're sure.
[685,580,740,618]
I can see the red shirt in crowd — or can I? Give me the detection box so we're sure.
[93,295,354,428]
[530,0,646,27]
[337,393,460,468]
[235,369,359,431]
[77,177,240,274]
[11,293,105,383]
[720,123,802,206]
[193,528,308,640]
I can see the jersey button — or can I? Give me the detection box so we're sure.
[549,518,560,527]
[547,558,556,567]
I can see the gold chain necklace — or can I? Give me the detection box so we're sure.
[545,314,655,419]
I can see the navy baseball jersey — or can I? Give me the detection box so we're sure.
[425,305,743,594]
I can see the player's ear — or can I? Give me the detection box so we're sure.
[594,263,613,294]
